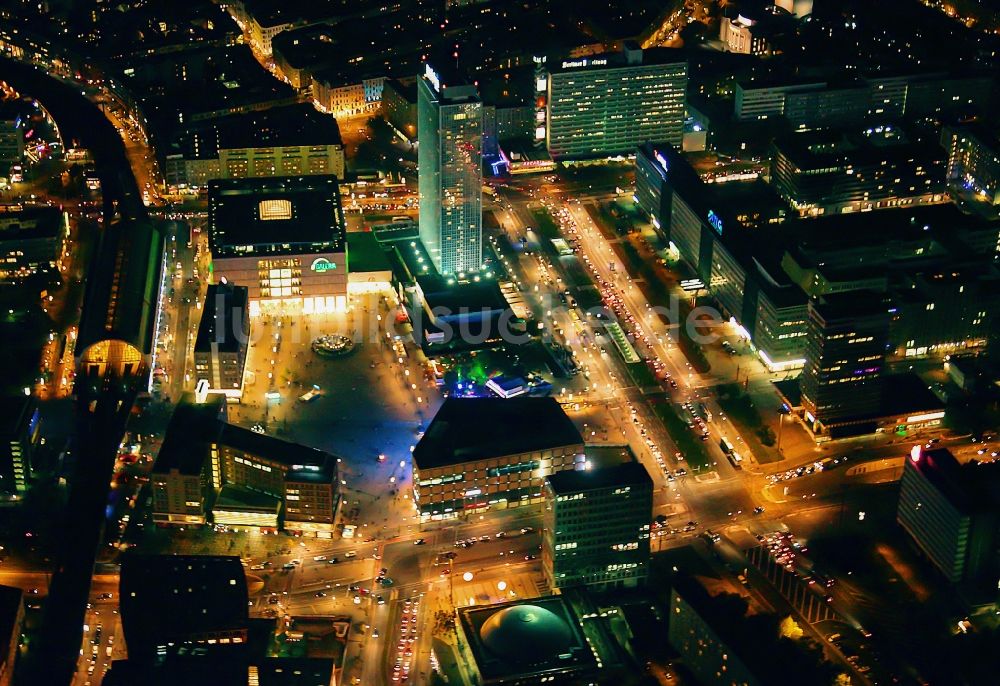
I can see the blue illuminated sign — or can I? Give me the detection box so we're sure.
[707,210,723,236]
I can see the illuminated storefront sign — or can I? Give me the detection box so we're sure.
[560,58,608,69]
[707,210,724,236]
[310,257,338,273]
[905,411,945,424]
[424,64,442,93]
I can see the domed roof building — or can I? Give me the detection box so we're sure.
[457,596,603,685]
[479,605,574,663]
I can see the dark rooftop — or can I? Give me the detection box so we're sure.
[771,124,943,170]
[880,373,945,419]
[383,78,417,105]
[119,554,249,658]
[906,448,1000,514]
[812,290,893,322]
[546,460,652,495]
[413,398,583,470]
[0,393,36,438]
[0,204,62,242]
[0,584,22,670]
[169,104,342,161]
[194,283,249,354]
[208,175,345,257]
[346,231,392,274]
[214,485,282,512]
[104,657,337,686]
[153,395,338,480]
[152,396,226,476]
[218,423,335,472]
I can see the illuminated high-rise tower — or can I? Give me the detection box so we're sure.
[417,63,483,275]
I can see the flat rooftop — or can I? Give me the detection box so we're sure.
[152,396,226,476]
[880,373,945,418]
[772,124,944,169]
[793,204,995,253]
[104,657,337,686]
[0,394,36,438]
[171,104,342,160]
[194,283,249,354]
[546,460,651,495]
[0,204,62,242]
[214,485,282,511]
[218,423,335,473]
[119,554,248,653]
[546,45,686,75]
[0,584,22,666]
[907,448,1000,514]
[346,231,392,274]
[208,175,345,257]
[413,398,583,471]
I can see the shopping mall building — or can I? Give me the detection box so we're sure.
[207,175,348,315]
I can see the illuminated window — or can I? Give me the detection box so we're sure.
[258,199,293,221]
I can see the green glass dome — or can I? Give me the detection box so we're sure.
[479,604,573,663]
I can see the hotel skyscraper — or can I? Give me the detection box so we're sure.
[542,44,687,160]
[417,64,483,275]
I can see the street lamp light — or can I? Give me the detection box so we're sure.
[497,581,507,591]
[462,572,474,582]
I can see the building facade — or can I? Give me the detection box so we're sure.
[151,396,342,535]
[634,144,671,237]
[0,115,22,164]
[382,78,417,142]
[207,175,348,315]
[417,65,483,275]
[213,424,340,534]
[0,586,23,686]
[0,204,66,284]
[543,45,687,160]
[150,396,225,526]
[890,267,999,359]
[542,462,652,590]
[163,105,345,188]
[0,395,39,499]
[735,73,993,125]
[312,71,384,118]
[800,292,890,435]
[194,283,250,397]
[653,146,806,372]
[942,124,1000,206]
[216,144,344,181]
[668,585,763,686]
[897,448,1000,584]
[720,15,772,56]
[770,127,947,217]
[412,398,585,523]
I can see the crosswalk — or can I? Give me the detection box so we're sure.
[746,545,838,624]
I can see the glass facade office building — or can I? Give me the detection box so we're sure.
[544,46,687,160]
[417,68,483,275]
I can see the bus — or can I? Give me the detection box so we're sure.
[720,437,742,470]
